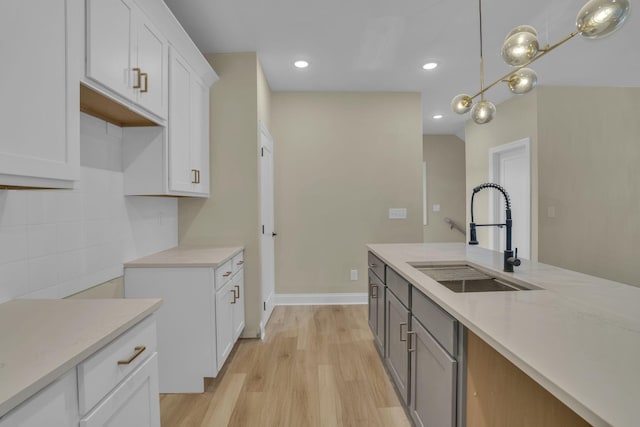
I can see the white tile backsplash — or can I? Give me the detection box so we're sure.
[0,114,178,303]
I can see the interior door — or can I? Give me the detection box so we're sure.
[260,122,276,337]
[489,139,531,259]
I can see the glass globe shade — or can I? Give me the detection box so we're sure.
[502,30,539,66]
[576,0,630,39]
[471,100,496,124]
[451,94,473,114]
[507,68,538,94]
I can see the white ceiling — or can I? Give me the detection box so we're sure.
[163,0,638,135]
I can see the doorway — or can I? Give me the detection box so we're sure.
[488,138,531,259]
[259,122,275,338]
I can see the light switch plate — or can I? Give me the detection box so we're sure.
[432,204,441,212]
[389,208,407,219]
[350,269,358,281]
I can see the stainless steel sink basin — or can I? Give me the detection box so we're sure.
[409,263,538,293]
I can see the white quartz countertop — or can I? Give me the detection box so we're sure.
[124,245,243,268]
[0,298,162,418]
[367,243,640,427]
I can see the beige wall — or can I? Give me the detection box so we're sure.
[423,135,466,243]
[271,92,423,294]
[179,53,263,337]
[537,86,640,286]
[257,59,271,130]
[465,92,540,260]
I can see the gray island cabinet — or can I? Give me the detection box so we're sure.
[366,243,616,427]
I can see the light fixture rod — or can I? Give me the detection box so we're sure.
[478,0,485,100]
[469,30,579,101]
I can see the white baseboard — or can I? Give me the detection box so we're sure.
[274,293,367,306]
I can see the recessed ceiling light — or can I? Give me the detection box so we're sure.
[294,60,309,69]
[422,62,438,70]
[433,114,444,119]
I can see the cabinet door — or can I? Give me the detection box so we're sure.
[134,10,167,118]
[232,271,245,341]
[168,50,193,193]
[368,272,384,355]
[0,369,78,427]
[80,352,160,427]
[410,318,457,427]
[368,273,377,337]
[86,0,134,100]
[189,75,210,195]
[385,289,410,404]
[375,281,385,354]
[0,0,80,187]
[216,280,235,371]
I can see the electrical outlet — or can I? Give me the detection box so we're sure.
[389,208,407,219]
[350,269,358,281]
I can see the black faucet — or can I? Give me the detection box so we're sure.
[469,183,521,272]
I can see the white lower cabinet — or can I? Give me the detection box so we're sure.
[0,315,159,427]
[80,354,160,427]
[0,370,78,427]
[124,250,246,393]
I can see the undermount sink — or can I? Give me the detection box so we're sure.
[409,263,538,293]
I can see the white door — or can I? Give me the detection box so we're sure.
[489,138,531,259]
[260,122,276,338]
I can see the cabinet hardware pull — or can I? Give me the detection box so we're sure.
[196,169,200,184]
[399,322,407,341]
[117,346,146,365]
[237,260,244,266]
[132,68,142,89]
[234,284,240,299]
[407,331,415,352]
[191,169,198,184]
[140,72,148,93]
[370,284,378,299]
[230,290,237,304]
[369,263,377,268]
[223,271,232,277]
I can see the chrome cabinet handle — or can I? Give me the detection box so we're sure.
[369,263,377,268]
[407,331,416,352]
[399,322,407,341]
[117,346,146,365]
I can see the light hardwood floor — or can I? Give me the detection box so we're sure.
[160,305,411,427]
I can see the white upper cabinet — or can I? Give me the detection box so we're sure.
[86,0,168,120]
[0,0,81,188]
[168,48,210,196]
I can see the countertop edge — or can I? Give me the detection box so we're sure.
[0,299,162,419]
[124,246,243,268]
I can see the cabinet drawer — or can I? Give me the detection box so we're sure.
[386,267,409,307]
[215,259,234,290]
[368,252,385,282]
[77,314,157,415]
[412,289,457,355]
[232,251,244,274]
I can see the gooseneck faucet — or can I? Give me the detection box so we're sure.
[469,183,521,272]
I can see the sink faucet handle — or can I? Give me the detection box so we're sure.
[513,248,521,266]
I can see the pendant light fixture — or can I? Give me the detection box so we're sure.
[452,0,630,125]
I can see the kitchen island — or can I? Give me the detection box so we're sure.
[368,243,640,427]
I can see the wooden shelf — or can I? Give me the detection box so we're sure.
[80,84,157,127]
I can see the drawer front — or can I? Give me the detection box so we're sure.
[80,352,160,427]
[78,314,158,415]
[215,259,234,290]
[232,251,244,274]
[367,252,385,283]
[386,267,409,307]
[412,289,457,355]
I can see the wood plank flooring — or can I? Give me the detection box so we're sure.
[160,305,411,427]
